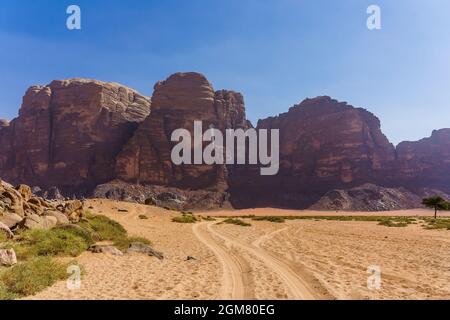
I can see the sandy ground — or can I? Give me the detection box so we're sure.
[29,200,450,300]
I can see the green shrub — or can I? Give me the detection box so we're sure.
[172,214,198,224]
[252,216,285,223]
[16,228,92,258]
[79,215,127,242]
[201,216,216,221]
[0,257,67,297]
[223,218,251,227]
[423,218,450,230]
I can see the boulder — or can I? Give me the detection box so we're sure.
[16,184,32,201]
[44,210,70,225]
[127,242,164,260]
[0,249,17,267]
[0,221,14,239]
[0,212,23,229]
[21,213,57,230]
[0,180,25,217]
[64,200,83,215]
[89,245,123,256]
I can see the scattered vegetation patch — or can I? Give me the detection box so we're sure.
[78,213,127,242]
[172,214,198,224]
[0,257,68,298]
[201,216,216,221]
[138,215,148,220]
[0,212,153,300]
[252,216,285,223]
[423,218,450,230]
[223,218,251,227]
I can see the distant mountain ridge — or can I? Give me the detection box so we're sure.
[0,73,449,210]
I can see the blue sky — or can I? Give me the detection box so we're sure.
[0,0,449,145]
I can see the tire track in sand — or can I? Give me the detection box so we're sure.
[205,222,317,300]
[192,222,254,300]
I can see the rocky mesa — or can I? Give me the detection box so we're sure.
[0,74,449,211]
[0,79,151,196]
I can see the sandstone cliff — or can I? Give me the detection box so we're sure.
[395,129,450,193]
[1,74,449,211]
[229,96,399,208]
[115,72,248,192]
[0,79,151,194]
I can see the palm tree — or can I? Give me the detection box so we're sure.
[422,196,448,219]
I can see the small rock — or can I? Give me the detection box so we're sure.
[0,212,23,229]
[128,242,164,260]
[16,184,32,201]
[21,214,57,230]
[0,221,14,239]
[44,210,70,225]
[64,200,83,215]
[0,249,17,266]
[89,245,123,256]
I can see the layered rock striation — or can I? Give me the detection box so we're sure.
[0,79,151,195]
[115,72,249,192]
[1,74,449,210]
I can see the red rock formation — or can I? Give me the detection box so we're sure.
[395,129,450,192]
[115,72,248,191]
[230,96,397,208]
[0,79,151,194]
[1,74,449,210]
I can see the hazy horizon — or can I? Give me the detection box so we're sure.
[1,0,449,145]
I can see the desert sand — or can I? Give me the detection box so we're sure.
[29,200,450,300]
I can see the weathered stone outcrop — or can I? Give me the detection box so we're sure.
[93,180,231,210]
[0,179,83,232]
[230,96,397,208]
[309,184,423,211]
[0,79,151,195]
[115,72,248,192]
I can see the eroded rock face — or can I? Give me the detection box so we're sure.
[115,72,248,192]
[230,96,397,208]
[309,184,422,211]
[93,180,231,210]
[395,129,450,193]
[0,79,151,194]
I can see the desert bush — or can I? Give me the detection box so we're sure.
[138,215,148,220]
[423,218,450,230]
[172,214,198,224]
[223,218,251,227]
[0,257,67,297]
[252,216,285,223]
[79,214,127,242]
